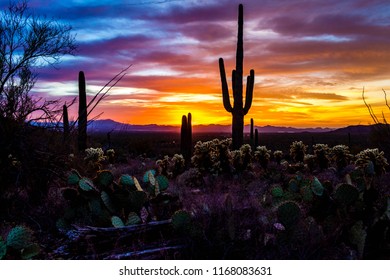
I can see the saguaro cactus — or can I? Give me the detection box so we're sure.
[219,3,255,150]
[181,112,192,164]
[78,71,87,152]
[63,104,69,141]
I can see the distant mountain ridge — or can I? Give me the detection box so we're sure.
[86,119,374,134]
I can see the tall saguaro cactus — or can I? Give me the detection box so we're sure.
[78,71,87,152]
[219,3,255,150]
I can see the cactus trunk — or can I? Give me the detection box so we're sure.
[219,4,254,150]
[250,118,254,148]
[180,113,192,165]
[78,71,87,152]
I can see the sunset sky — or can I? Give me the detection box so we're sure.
[6,0,390,128]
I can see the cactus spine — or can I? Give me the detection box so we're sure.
[219,4,255,150]
[78,71,87,152]
[180,112,192,164]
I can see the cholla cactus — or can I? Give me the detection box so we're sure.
[231,144,252,173]
[290,141,307,162]
[273,150,283,165]
[156,155,170,176]
[170,154,186,176]
[191,138,232,174]
[313,144,330,169]
[304,154,316,172]
[254,145,271,169]
[84,147,106,170]
[106,149,115,164]
[331,145,352,171]
[355,148,388,175]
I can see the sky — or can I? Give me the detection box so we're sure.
[3,0,390,127]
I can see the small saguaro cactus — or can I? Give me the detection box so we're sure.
[180,112,192,164]
[78,71,87,152]
[219,4,255,150]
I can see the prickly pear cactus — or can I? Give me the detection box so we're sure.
[0,238,6,260]
[300,185,314,202]
[311,177,324,196]
[143,170,156,183]
[78,177,96,192]
[68,169,81,185]
[101,191,116,213]
[128,190,148,212]
[171,210,192,231]
[334,183,359,206]
[119,174,135,190]
[156,175,169,191]
[126,212,142,225]
[349,220,367,259]
[276,201,301,229]
[96,170,114,188]
[6,226,34,250]
[111,216,125,228]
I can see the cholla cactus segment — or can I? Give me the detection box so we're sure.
[68,169,81,185]
[171,210,192,231]
[143,170,156,183]
[96,170,114,188]
[6,226,34,250]
[126,212,142,226]
[101,191,116,213]
[276,201,301,229]
[334,183,359,206]
[111,216,125,228]
[78,177,96,192]
[0,238,6,260]
[289,141,307,162]
[355,148,388,175]
[156,175,169,191]
[119,174,135,189]
[311,177,324,196]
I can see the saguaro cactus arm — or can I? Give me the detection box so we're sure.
[219,58,233,113]
[244,69,255,114]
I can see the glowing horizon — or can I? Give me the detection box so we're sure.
[9,0,390,128]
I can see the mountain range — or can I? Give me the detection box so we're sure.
[86,119,373,134]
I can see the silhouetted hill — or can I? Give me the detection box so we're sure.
[86,119,334,133]
[330,124,373,135]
